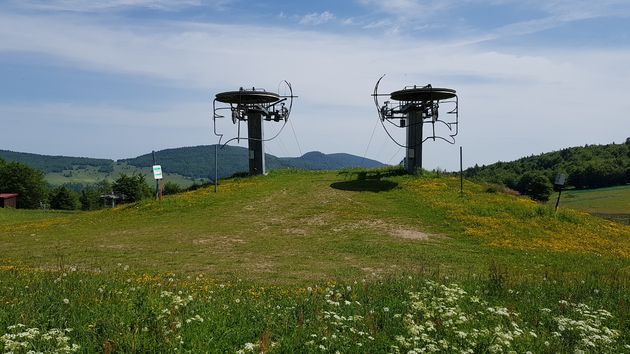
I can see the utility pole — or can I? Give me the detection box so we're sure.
[460,146,463,194]
[152,150,159,200]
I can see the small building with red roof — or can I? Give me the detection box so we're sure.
[0,193,18,208]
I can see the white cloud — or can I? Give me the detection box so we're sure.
[358,0,454,21]
[0,11,628,168]
[9,0,216,12]
[299,11,336,26]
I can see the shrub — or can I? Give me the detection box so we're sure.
[49,186,79,210]
[112,173,152,203]
[517,172,553,202]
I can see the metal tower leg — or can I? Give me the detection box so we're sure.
[405,110,423,174]
[247,111,266,175]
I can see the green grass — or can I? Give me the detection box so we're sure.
[1,169,629,352]
[2,170,628,281]
[44,163,205,187]
[1,267,627,353]
[557,185,630,214]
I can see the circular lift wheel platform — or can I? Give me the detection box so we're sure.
[215,89,280,105]
[390,87,456,102]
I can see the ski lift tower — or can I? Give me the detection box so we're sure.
[213,82,295,177]
[373,76,459,174]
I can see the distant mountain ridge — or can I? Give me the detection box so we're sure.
[0,146,387,184]
[119,145,386,178]
[0,149,114,173]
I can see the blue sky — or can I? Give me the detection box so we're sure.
[1,0,629,170]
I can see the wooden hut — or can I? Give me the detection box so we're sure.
[0,193,18,208]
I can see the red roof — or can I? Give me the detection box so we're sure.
[0,194,18,198]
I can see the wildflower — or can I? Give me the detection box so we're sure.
[384,307,390,312]
[63,298,69,304]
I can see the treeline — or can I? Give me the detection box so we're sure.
[0,149,114,173]
[0,158,184,210]
[465,141,630,199]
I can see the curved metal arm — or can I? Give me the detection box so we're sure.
[373,75,459,149]
[372,75,424,149]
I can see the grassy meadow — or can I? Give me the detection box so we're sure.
[556,185,630,225]
[44,163,204,187]
[1,169,629,352]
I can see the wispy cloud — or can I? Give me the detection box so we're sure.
[356,0,630,43]
[358,0,453,20]
[299,11,335,26]
[0,7,629,166]
[8,0,216,12]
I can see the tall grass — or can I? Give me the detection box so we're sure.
[1,265,627,353]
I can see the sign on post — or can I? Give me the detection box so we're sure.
[152,165,163,180]
[554,173,567,187]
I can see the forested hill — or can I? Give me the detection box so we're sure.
[465,140,630,190]
[0,150,114,173]
[120,145,386,178]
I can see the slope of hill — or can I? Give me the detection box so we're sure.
[1,169,627,277]
[0,149,114,173]
[465,141,630,190]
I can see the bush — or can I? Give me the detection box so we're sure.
[517,171,553,202]
[49,186,79,210]
[112,173,152,203]
[79,180,112,210]
[162,181,182,196]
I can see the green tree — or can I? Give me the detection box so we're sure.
[79,180,112,210]
[49,186,79,210]
[112,173,151,203]
[517,172,553,202]
[0,158,48,208]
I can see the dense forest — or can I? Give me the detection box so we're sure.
[465,140,630,191]
[0,150,114,173]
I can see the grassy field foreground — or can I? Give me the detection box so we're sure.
[1,169,629,352]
